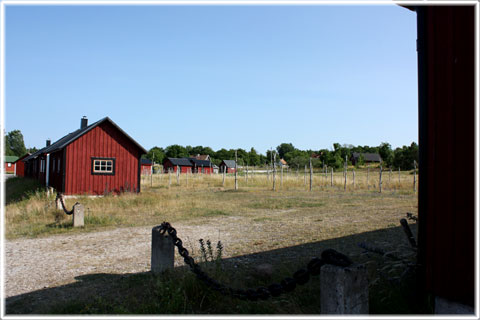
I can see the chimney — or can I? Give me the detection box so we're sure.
[46,139,51,147]
[81,116,88,129]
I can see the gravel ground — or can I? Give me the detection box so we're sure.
[4,222,228,299]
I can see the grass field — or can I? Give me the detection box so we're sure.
[5,171,428,314]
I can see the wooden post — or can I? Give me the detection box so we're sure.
[304,164,307,186]
[330,167,333,187]
[168,168,171,187]
[413,160,417,193]
[324,165,327,186]
[398,167,401,184]
[273,153,277,191]
[246,164,248,183]
[266,164,269,182]
[222,166,225,186]
[367,167,370,190]
[352,169,355,189]
[186,167,189,187]
[389,168,392,188]
[309,158,313,192]
[235,150,238,190]
[344,160,347,191]
[176,165,180,184]
[281,165,283,188]
[379,165,383,193]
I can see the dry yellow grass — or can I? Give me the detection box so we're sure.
[5,172,417,243]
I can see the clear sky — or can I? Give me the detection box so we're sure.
[4,3,418,155]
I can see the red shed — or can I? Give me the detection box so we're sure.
[4,156,18,174]
[23,117,146,195]
[163,158,193,173]
[141,159,153,175]
[13,153,30,177]
[219,160,237,173]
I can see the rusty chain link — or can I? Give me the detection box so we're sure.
[158,221,353,301]
[56,193,78,215]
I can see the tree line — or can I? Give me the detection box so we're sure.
[3,129,418,171]
[145,142,419,171]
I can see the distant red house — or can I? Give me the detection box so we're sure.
[23,117,146,195]
[163,158,193,173]
[189,158,213,174]
[13,153,30,177]
[4,156,18,174]
[219,160,237,173]
[141,159,153,175]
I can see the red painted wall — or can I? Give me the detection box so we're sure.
[141,164,152,175]
[5,162,15,174]
[63,122,142,195]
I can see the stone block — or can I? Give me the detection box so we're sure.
[73,203,84,228]
[320,263,369,314]
[151,226,174,273]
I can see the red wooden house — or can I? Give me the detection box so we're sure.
[141,159,153,175]
[13,153,29,177]
[4,156,18,174]
[163,158,193,173]
[23,117,146,195]
[189,158,213,174]
[219,160,236,173]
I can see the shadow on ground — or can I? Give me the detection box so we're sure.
[5,223,424,315]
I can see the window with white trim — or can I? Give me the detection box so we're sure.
[91,157,115,175]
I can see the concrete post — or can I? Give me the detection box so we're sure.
[73,203,84,228]
[151,226,174,273]
[320,263,369,314]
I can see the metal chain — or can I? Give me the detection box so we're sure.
[158,221,353,301]
[56,193,77,215]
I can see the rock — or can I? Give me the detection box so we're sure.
[253,263,274,279]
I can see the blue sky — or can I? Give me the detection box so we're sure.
[4,4,417,155]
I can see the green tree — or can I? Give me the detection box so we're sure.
[165,144,188,158]
[378,142,393,167]
[145,147,165,164]
[276,143,295,159]
[5,130,27,157]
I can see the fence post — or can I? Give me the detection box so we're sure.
[413,161,417,193]
[379,165,383,193]
[222,166,226,186]
[330,167,333,187]
[73,203,84,227]
[320,263,369,314]
[309,158,313,192]
[367,167,369,190]
[151,225,174,273]
[234,150,238,190]
[273,153,277,191]
[304,164,307,187]
[352,169,355,189]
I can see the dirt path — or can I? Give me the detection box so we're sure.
[4,222,230,299]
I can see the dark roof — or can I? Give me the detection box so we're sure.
[220,160,237,168]
[352,152,382,162]
[141,159,152,165]
[23,117,146,162]
[165,158,193,167]
[189,158,212,167]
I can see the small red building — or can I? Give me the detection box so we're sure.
[23,117,146,195]
[219,160,237,173]
[13,153,29,177]
[4,156,18,174]
[141,159,153,175]
[189,158,213,174]
[163,158,193,173]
